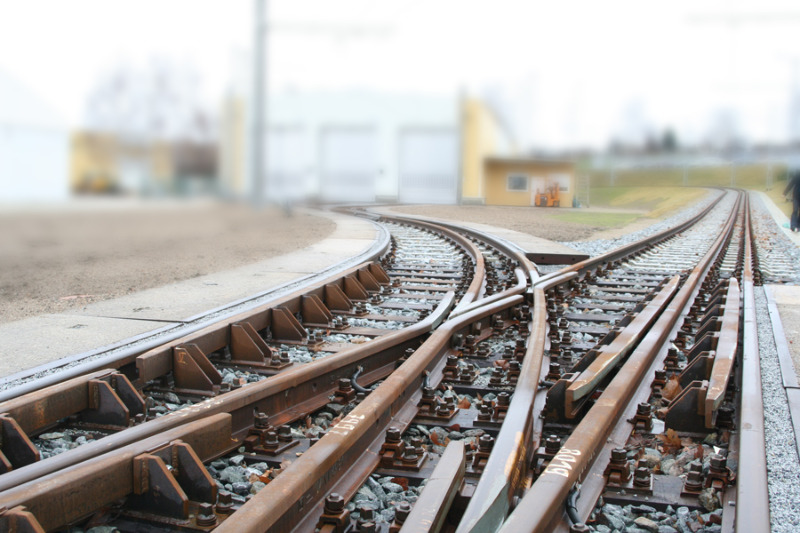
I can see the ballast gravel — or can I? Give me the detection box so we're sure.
[755,287,800,532]
[560,191,722,258]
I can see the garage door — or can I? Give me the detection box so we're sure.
[398,129,459,204]
[320,127,377,203]
[267,126,305,202]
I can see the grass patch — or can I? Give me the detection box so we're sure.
[588,187,706,218]
[587,164,782,190]
[545,211,639,228]
[766,185,793,218]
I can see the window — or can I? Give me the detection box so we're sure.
[551,173,571,192]
[507,174,528,191]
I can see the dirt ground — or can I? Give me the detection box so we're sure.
[0,199,683,326]
[387,205,657,242]
[0,200,334,323]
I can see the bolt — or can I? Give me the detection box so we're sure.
[264,431,279,449]
[386,427,402,443]
[216,491,234,514]
[637,403,651,416]
[395,501,412,524]
[254,412,271,429]
[685,467,704,492]
[610,448,627,464]
[338,378,352,391]
[324,492,345,514]
[633,466,651,488]
[196,502,217,526]
[278,425,292,442]
[478,434,495,452]
[497,392,510,406]
[545,435,561,455]
[710,453,727,471]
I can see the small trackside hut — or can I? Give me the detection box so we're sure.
[483,157,575,207]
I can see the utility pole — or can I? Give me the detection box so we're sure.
[252,0,267,206]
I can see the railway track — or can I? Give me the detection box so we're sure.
[0,190,775,533]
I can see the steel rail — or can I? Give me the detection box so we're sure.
[497,192,743,533]
[457,189,735,533]
[735,194,771,531]
[383,217,487,314]
[377,212,539,316]
[0,293,456,494]
[0,216,392,399]
[0,413,234,531]
[213,294,526,533]
[398,440,466,533]
[0,215,489,480]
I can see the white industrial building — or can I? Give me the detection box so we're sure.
[0,69,69,202]
[221,90,462,205]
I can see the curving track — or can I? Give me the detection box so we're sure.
[0,190,783,533]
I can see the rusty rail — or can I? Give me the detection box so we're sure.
[213,294,525,533]
[0,292,455,494]
[496,191,743,533]
[0,414,234,531]
[735,194,770,531]
[455,191,729,533]
[398,440,466,533]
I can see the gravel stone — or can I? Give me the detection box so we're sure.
[633,517,659,532]
[755,287,800,532]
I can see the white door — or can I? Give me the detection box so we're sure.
[398,129,459,204]
[320,126,377,202]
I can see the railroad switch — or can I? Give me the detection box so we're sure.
[316,492,350,533]
[604,448,632,486]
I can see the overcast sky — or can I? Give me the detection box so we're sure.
[1,0,798,149]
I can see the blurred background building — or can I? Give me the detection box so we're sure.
[2,1,800,205]
[0,68,69,202]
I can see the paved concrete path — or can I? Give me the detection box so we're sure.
[0,210,380,378]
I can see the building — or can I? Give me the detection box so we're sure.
[483,157,575,207]
[220,88,575,207]
[0,69,69,201]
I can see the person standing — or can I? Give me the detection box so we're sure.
[783,170,800,231]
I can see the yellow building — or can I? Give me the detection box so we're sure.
[483,157,575,207]
[70,131,119,193]
[460,98,517,204]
